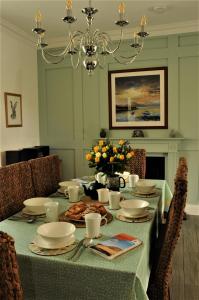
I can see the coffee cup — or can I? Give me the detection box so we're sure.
[97,188,109,203]
[85,213,102,238]
[129,174,139,188]
[68,186,80,203]
[109,191,121,210]
[44,201,59,222]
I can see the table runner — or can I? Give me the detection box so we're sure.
[0,179,172,300]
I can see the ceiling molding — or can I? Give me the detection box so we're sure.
[47,20,199,48]
[0,17,35,47]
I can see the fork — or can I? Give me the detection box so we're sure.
[70,238,93,262]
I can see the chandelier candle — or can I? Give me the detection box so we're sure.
[32,1,149,75]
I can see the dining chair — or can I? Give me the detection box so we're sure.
[127,149,146,179]
[29,155,61,196]
[0,231,23,300]
[0,162,35,221]
[147,157,188,300]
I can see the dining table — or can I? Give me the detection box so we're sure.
[0,179,172,300]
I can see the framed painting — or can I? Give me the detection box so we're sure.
[4,92,23,127]
[108,67,168,129]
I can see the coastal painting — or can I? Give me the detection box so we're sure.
[108,67,168,129]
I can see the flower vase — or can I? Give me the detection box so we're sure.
[106,174,125,191]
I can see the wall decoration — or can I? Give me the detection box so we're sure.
[4,92,23,127]
[108,67,168,129]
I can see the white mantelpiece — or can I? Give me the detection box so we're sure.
[109,138,184,191]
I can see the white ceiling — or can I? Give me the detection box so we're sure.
[1,0,199,42]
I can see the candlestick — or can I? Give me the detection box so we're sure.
[118,2,125,20]
[140,15,147,32]
[66,0,72,16]
[35,10,42,27]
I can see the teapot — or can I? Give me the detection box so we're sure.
[83,181,106,200]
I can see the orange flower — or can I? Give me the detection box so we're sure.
[131,151,134,157]
[119,139,125,146]
[93,146,99,153]
[102,147,107,153]
[86,153,92,161]
[119,154,125,160]
[113,147,117,153]
[126,152,132,159]
[95,157,100,163]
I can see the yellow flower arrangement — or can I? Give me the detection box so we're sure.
[85,139,134,175]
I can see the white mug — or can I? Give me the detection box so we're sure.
[44,202,59,222]
[68,186,80,202]
[85,213,102,238]
[109,191,121,210]
[129,174,139,188]
[97,188,109,203]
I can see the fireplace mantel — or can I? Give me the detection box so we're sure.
[108,137,185,190]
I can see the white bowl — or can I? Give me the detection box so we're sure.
[119,199,149,217]
[37,222,76,239]
[135,180,156,194]
[23,198,52,214]
[34,234,75,249]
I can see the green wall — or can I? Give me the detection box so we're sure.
[38,32,199,204]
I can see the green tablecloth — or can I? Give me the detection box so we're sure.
[0,180,172,300]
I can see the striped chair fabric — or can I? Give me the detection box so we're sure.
[0,162,35,221]
[0,231,23,300]
[29,155,61,197]
[147,157,188,300]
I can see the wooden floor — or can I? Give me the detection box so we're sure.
[171,215,199,300]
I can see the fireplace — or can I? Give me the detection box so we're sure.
[145,156,165,179]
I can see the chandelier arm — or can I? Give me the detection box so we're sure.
[40,44,70,58]
[118,43,143,60]
[70,50,82,69]
[102,28,124,54]
[41,49,66,64]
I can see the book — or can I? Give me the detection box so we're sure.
[90,233,142,260]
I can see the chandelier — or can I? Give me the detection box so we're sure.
[33,0,149,75]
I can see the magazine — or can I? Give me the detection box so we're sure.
[90,233,142,260]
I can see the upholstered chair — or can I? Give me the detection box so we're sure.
[0,231,23,300]
[29,155,61,196]
[0,162,35,221]
[127,149,146,179]
[147,157,188,300]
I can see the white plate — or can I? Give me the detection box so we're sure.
[33,234,75,249]
[22,207,46,216]
[117,209,149,219]
[134,188,156,195]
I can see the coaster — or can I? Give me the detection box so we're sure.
[116,212,153,223]
[28,240,78,256]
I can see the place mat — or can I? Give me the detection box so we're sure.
[59,211,113,228]
[116,212,153,223]
[28,240,78,256]
[131,189,160,198]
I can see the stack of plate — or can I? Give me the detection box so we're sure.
[34,222,76,249]
[134,180,156,196]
